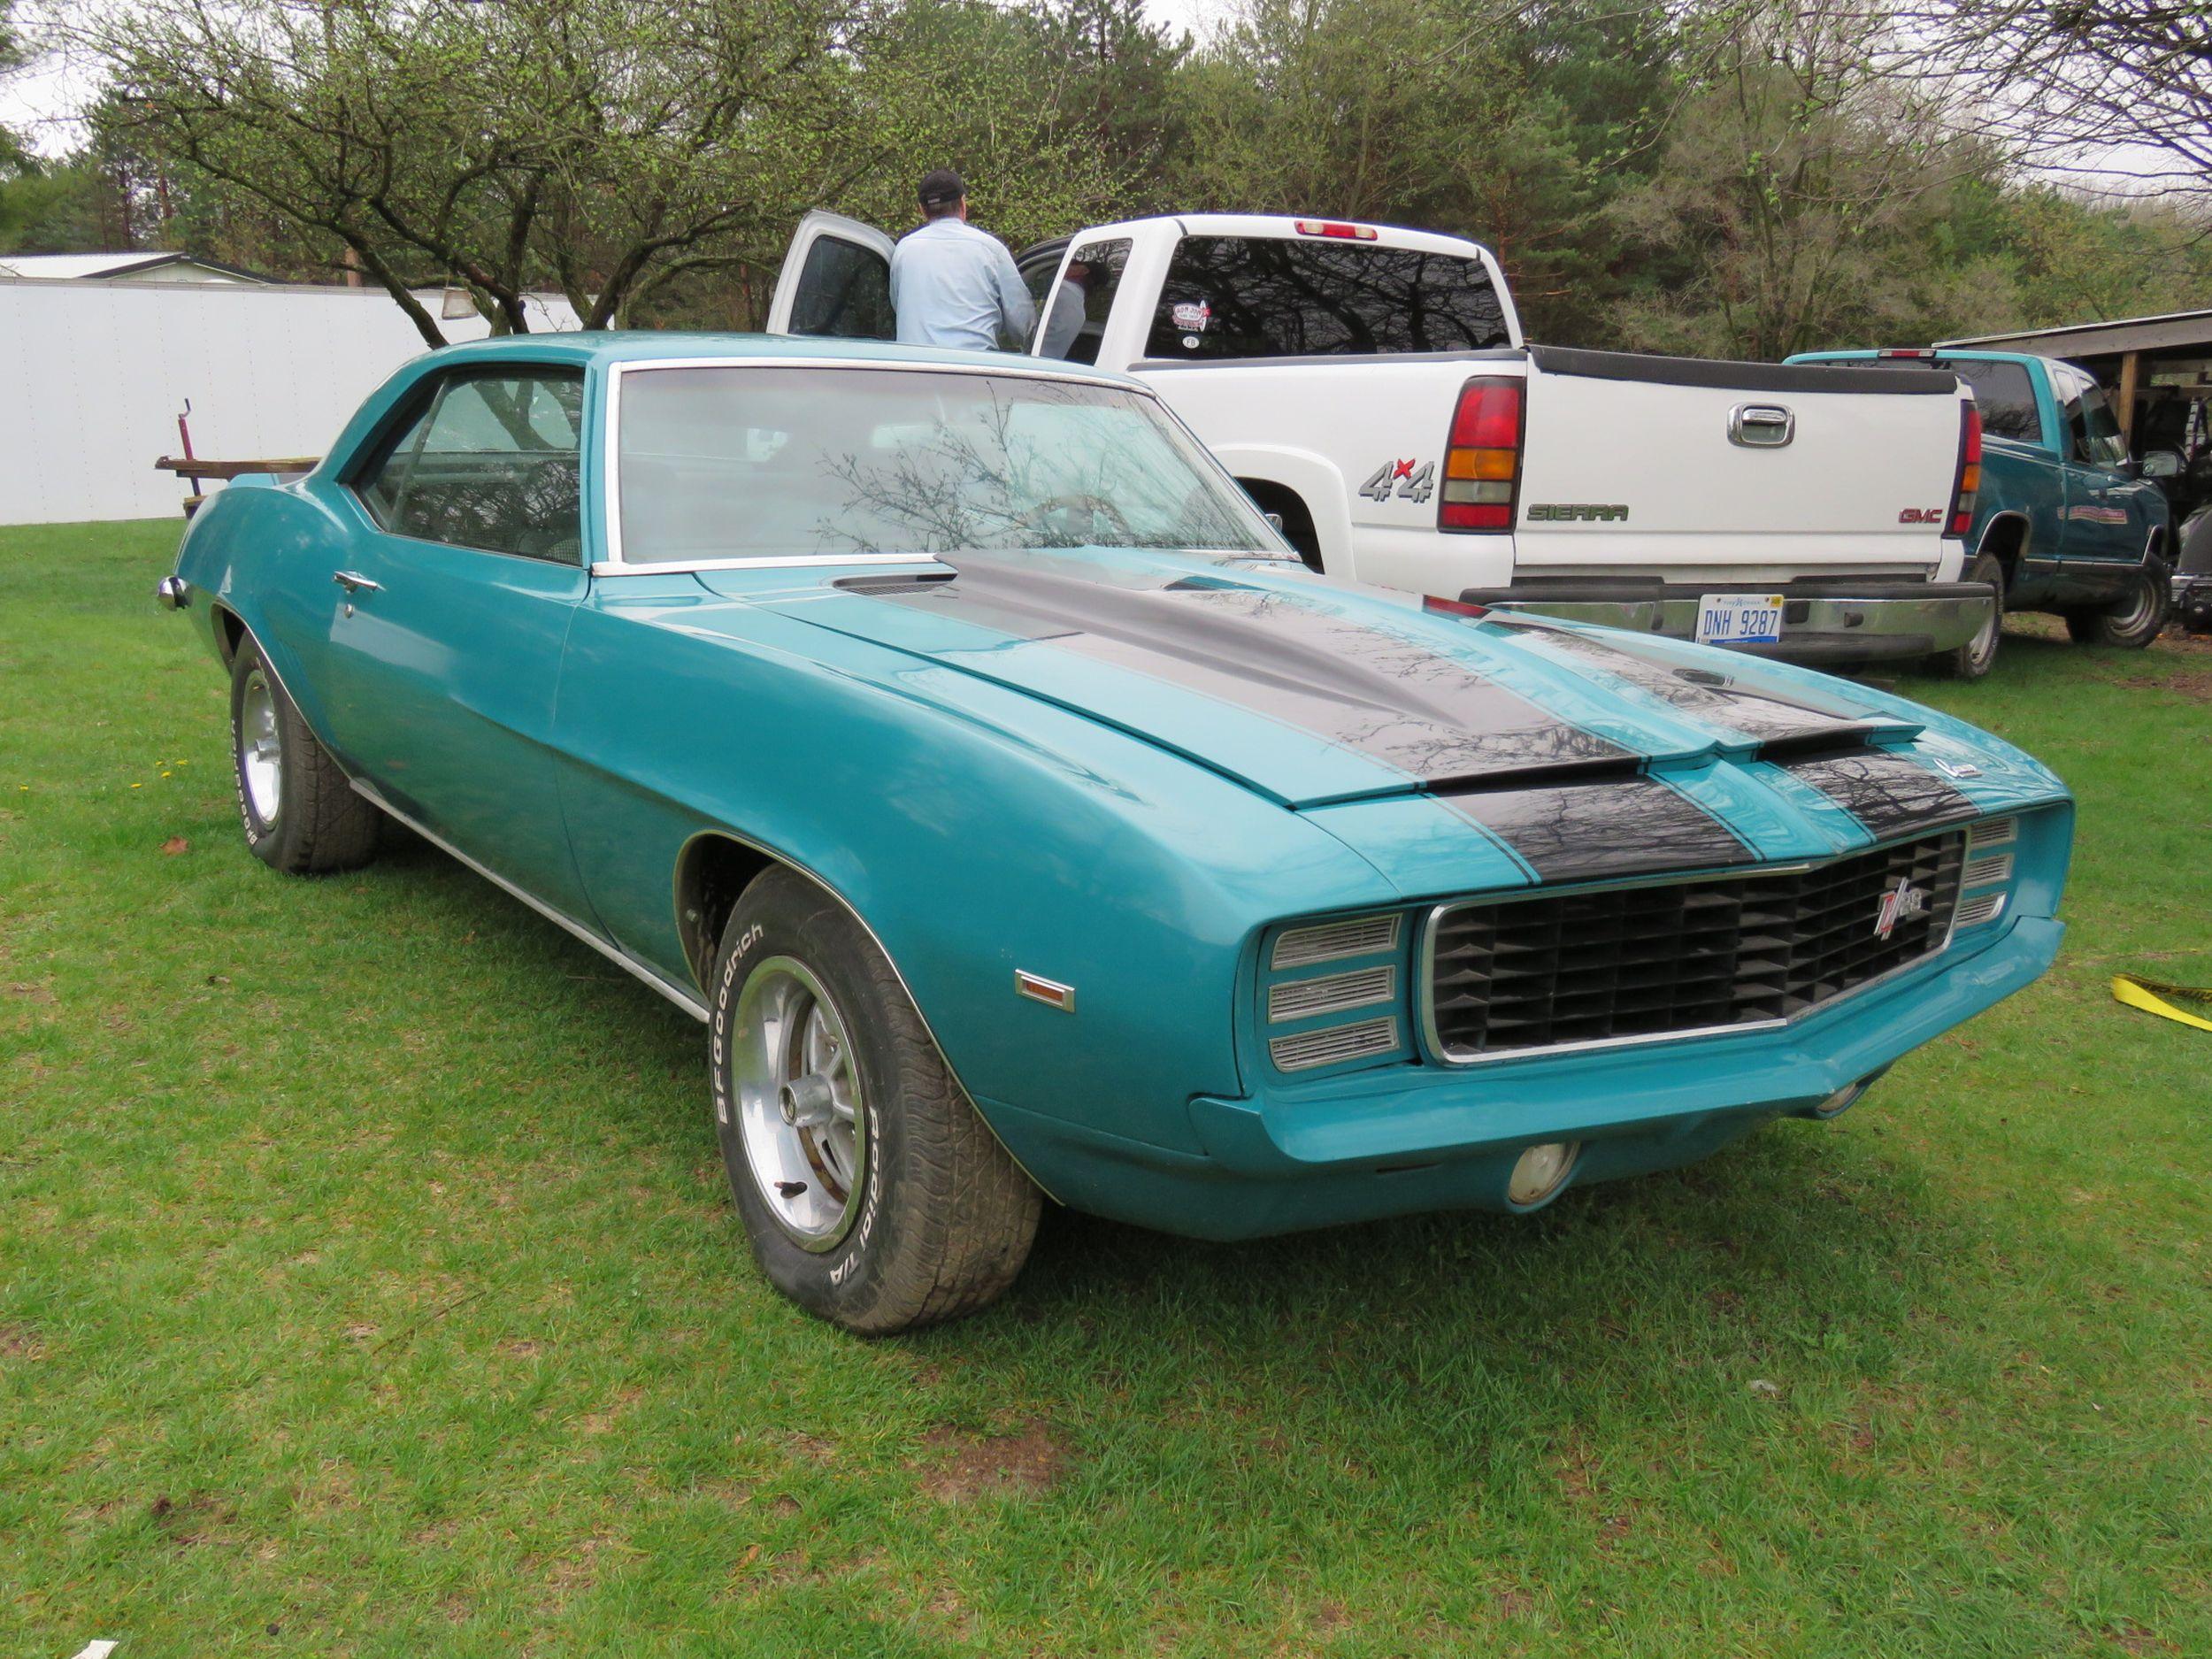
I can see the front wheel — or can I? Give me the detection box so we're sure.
[1933,551,2004,679]
[708,869,1041,1333]
[229,637,381,874]
[2064,556,2170,649]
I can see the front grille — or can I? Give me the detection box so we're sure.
[1272,913,1401,970]
[1955,890,2006,928]
[1268,965,1395,1023]
[1962,851,2013,888]
[1271,1018,1402,1071]
[1426,830,1966,1060]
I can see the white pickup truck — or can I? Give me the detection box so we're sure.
[767,210,1993,667]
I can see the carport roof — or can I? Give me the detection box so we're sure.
[1939,307,2212,362]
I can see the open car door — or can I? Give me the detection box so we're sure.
[765,211,898,340]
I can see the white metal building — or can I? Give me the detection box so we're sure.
[0,251,273,284]
[1,273,582,525]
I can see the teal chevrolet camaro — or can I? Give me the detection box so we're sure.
[161,334,2072,1332]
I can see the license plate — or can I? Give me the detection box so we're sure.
[1694,593,1785,646]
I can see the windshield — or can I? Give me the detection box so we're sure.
[614,365,1281,563]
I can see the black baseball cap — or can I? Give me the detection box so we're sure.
[918,168,966,209]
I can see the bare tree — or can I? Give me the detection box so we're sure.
[1900,0,2212,204]
[67,0,918,342]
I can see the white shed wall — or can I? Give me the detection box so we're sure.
[0,278,581,526]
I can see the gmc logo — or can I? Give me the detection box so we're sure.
[1898,507,1944,524]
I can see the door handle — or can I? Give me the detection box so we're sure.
[1728,403,1795,448]
[333,570,383,595]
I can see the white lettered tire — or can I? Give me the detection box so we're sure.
[708,869,1041,1333]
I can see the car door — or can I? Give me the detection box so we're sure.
[2053,363,2139,565]
[764,211,897,339]
[319,364,596,918]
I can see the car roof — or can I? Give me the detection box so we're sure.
[410,330,1140,385]
[1789,348,2050,367]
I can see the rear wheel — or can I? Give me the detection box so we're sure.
[1933,550,2004,679]
[2064,556,2170,649]
[229,637,381,874]
[709,869,1041,1333]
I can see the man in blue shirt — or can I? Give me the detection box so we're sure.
[887,169,1036,353]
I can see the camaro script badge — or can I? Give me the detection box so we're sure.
[1872,877,1929,941]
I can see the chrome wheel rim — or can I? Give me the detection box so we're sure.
[239,669,284,826]
[732,956,866,1252]
[1967,601,2000,665]
[2109,580,2157,634]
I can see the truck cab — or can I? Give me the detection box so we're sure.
[771,211,1993,671]
[1789,349,2172,655]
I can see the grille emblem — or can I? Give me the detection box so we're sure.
[1873,877,1928,941]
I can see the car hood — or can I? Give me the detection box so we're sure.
[708,549,1925,809]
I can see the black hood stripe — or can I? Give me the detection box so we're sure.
[1776,750,1979,836]
[864,557,1632,785]
[1438,775,1755,883]
[1503,620,1893,745]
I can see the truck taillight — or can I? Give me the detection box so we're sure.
[1294,219,1379,240]
[1947,403,1982,538]
[1879,348,1937,360]
[1440,378,1522,533]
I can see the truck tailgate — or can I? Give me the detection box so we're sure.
[1514,348,1964,578]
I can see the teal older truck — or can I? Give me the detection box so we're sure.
[1789,349,2172,676]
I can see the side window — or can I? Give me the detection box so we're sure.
[351,369,585,562]
[1950,360,2041,444]
[2070,381,2129,468]
[1018,252,1061,330]
[789,234,895,339]
[1036,239,1133,365]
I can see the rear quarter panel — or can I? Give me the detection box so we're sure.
[173,479,357,743]
[1141,357,1520,591]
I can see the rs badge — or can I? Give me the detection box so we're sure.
[1872,876,1929,941]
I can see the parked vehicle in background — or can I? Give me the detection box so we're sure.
[1790,349,2172,667]
[770,211,1994,670]
[161,334,2071,1333]
[2175,507,2212,633]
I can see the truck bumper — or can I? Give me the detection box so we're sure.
[979,917,2059,1241]
[1455,578,1994,665]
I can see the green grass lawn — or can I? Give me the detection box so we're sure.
[4,519,2208,1658]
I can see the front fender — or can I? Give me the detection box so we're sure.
[552,579,1396,1156]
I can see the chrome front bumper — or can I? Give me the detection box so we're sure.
[1455,579,1994,664]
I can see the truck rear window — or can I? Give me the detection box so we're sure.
[1854,356,2043,443]
[1146,236,1510,361]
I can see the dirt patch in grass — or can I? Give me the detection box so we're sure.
[917,1420,1067,1502]
[0,1322,43,1360]
[2116,665,2212,702]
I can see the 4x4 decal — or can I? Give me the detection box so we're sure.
[1359,458,1434,505]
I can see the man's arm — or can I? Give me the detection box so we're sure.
[1040,280,1084,359]
[991,243,1038,347]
